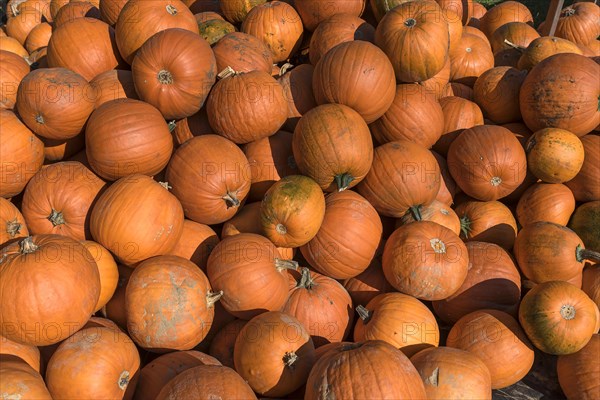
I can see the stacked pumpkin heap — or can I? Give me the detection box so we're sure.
[1,0,600,399]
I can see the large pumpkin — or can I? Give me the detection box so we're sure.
[449,33,494,87]
[312,40,396,123]
[526,128,585,183]
[375,0,449,83]
[569,201,600,252]
[0,198,28,246]
[131,28,216,120]
[293,103,373,191]
[212,32,273,75]
[301,190,382,279]
[294,0,365,31]
[16,67,94,140]
[455,200,518,250]
[516,183,576,227]
[478,1,533,38]
[517,36,583,71]
[86,99,173,180]
[473,66,526,124]
[277,64,317,132]
[166,135,251,225]
[557,333,600,400]
[0,235,100,345]
[0,356,51,399]
[566,134,600,202]
[555,2,600,46]
[89,69,139,108]
[167,219,219,272]
[234,311,315,397]
[520,53,600,136]
[519,280,598,355]
[89,174,184,265]
[115,0,198,64]
[0,50,29,110]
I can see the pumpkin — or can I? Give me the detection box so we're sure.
[342,258,392,307]
[555,2,600,46]
[81,240,118,312]
[86,99,173,181]
[89,69,138,108]
[293,103,373,191]
[305,340,426,399]
[115,0,198,64]
[206,233,294,319]
[526,128,585,183]
[312,40,396,123]
[420,58,451,100]
[49,0,71,20]
[100,263,132,330]
[449,33,494,87]
[28,46,47,67]
[517,183,576,227]
[90,174,184,265]
[570,201,600,252]
[375,0,449,83]
[0,334,41,372]
[447,125,527,201]
[0,356,52,399]
[566,134,600,202]
[514,221,600,285]
[167,219,219,272]
[583,264,600,308]
[0,50,29,110]
[519,280,598,355]
[478,1,533,38]
[354,292,440,357]
[557,333,600,400]
[277,64,317,132]
[208,319,247,368]
[446,309,535,389]
[220,0,265,24]
[46,326,139,399]
[455,200,517,249]
[489,22,539,54]
[443,8,464,52]
[370,83,444,148]
[234,311,315,397]
[195,11,224,23]
[410,346,492,399]
[517,36,583,71]
[433,152,460,206]
[40,132,84,163]
[357,140,441,217]
[156,365,257,400]
[473,66,526,124]
[0,235,100,345]
[171,107,212,147]
[23,21,50,53]
[520,53,600,136]
[20,161,105,240]
[99,0,129,26]
[133,351,221,400]
[308,13,374,65]
[52,1,101,28]
[383,221,468,301]
[433,96,484,156]
[16,67,94,140]
[7,0,51,21]
[132,28,216,120]
[198,18,236,44]
[166,135,251,225]
[5,4,44,45]
[243,130,298,202]
[0,198,28,246]
[396,200,461,235]
[212,32,273,75]
[283,267,354,347]
[260,175,326,248]
[294,0,365,31]
[0,36,29,58]
[432,241,522,324]
[494,47,523,67]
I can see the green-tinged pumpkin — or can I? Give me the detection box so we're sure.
[565,135,600,202]
[455,201,517,250]
[526,128,585,184]
[557,333,600,400]
[569,201,600,252]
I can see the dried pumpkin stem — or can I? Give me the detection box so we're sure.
[118,370,130,390]
[297,267,315,289]
[168,120,177,132]
[222,192,240,208]
[283,351,298,368]
[206,290,224,307]
[159,181,172,190]
[6,219,22,238]
[334,173,354,192]
[279,62,294,76]
[157,70,174,84]
[275,258,298,271]
[48,209,65,226]
[576,245,600,263]
[560,304,575,320]
[503,39,525,53]
[166,4,178,15]
[356,305,372,323]
[19,237,39,254]
[10,3,19,17]
[217,66,237,79]
[409,205,423,222]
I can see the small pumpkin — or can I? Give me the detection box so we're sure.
[526,128,585,183]
[89,69,139,109]
[489,22,539,54]
[566,134,600,202]
[517,183,576,227]
[81,240,118,312]
[23,21,50,53]
[433,96,484,156]
[455,200,518,250]
[473,66,527,124]
[569,201,600,252]
[0,198,28,246]
[478,1,533,39]
[449,33,494,87]
[212,32,273,75]
[517,36,583,71]
[557,333,600,400]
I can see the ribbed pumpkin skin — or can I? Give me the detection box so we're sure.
[206,71,288,144]
[16,68,95,140]
[0,50,29,110]
[86,99,173,181]
[206,234,290,319]
[89,69,139,108]
[437,0,473,25]
[450,33,494,87]
[0,110,44,198]
[397,200,461,235]
[166,135,251,225]
[301,191,382,280]
[519,281,598,355]
[0,235,100,346]
[518,36,583,71]
[516,183,575,227]
[375,0,449,83]
[241,1,304,63]
[219,0,266,24]
[198,19,235,45]
[293,104,373,192]
[455,200,518,250]
[489,22,539,54]
[308,13,374,65]
[566,135,600,202]
[306,341,426,399]
[0,198,28,246]
[89,174,184,265]
[0,36,29,58]
[80,240,118,312]
[295,0,365,31]
[99,0,129,26]
[0,334,41,372]
[46,327,140,399]
[557,334,600,400]
[132,28,216,120]
[5,4,44,45]
[555,3,600,46]
[370,83,444,148]
[47,18,124,81]
[212,32,273,74]
[420,58,451,100]
[52,1,101,28]
[0,356,52,399]
[277,64,317,132]
[21,161,105,241]
[479,1,533,38]
[115,0,198,64]
[167,219,219,272]
[312,40,396,124]
[171,107,212,148]
[410,346,492,399]
[357,140,441,217]
[432,241,522,324]
[526,128,585,184]
[569,202,600,253]
[473,66,527,124]
[433,96,484,156]
[342,259,393,306]
[446,310,535,389]
[520,53,600,136]
[383,221,469,301]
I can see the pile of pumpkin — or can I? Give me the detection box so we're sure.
[1,0,600,398]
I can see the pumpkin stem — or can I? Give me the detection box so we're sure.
[490,176,502,187]
[282,351,298,369]
[19,236,38,254]
[560,304,576,320]
[459,216,471,239]
[48,209,65,227]
[159,181,172,190]
[222,192,240,208]
[168,120,177,132]
[206,290,224,307]
[425,367,440,387]
[118,370,130,390]
[576,244,600,263]
[157,69,174,85]
[296,267,316,289]
[279,62,294,76]
[217,66,237,79]
[334,173,354,192]
[275,223,287,235]
[404,18,417,27]
[6,219,22,238]
[166,4,178,15]
[563,8,576,17]
[503,39,525,53]
[275,258,299,271]
[356,305,372,323]
[409,205,423,221]
[10,3,19,17]
[35,114,44,124]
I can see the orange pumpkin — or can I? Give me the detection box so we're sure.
[167,219,219,272]
[0,50,29,110]
[566,134,600,202]
[100,263,132,330]
[219,0,265,24]
[433,96,484,156]
[555,2,600,46]
[489,22,539,54]
[52,1,101,28]
[22,21,50,54]
[0,36,29,58]
[479,1,533,38]
[0,334,41,372]
[420,58,451,100]
[0,355,51,399]
[99,0,129,26]
[80,240,118,312]
[396,200,461,235]
[433,151,460,206]
[5,3,44,45]
[557,333,600,400]
[517,36,583,71]
[212,32,273,75]
[473,66,526,124]
[170,107,213,148]
[277,64,317,132]
[294,0,365,31]
[342,258,392,308]
[516,183,576,227]
[455,200,517,249]
[89,69,139,109]
[449,33,494,87]
[0,198,28,246]
[526,128,585,183]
